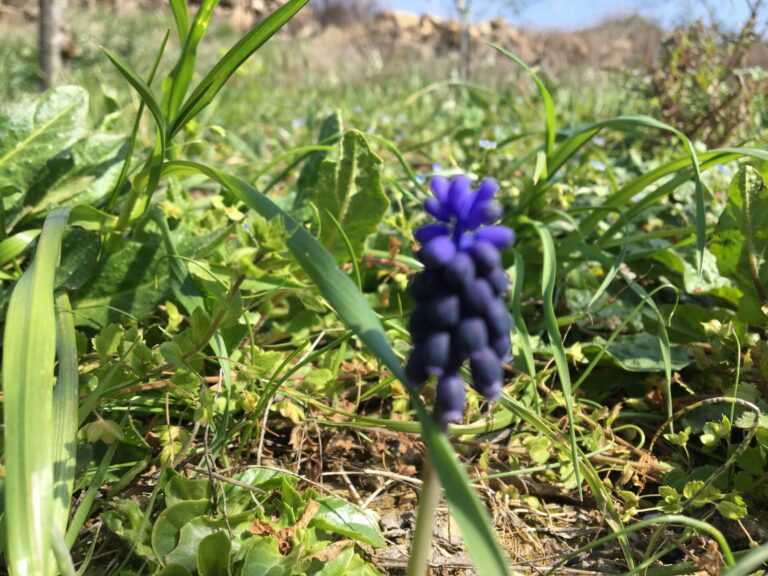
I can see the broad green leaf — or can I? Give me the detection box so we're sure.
[166,515,252,573]
[158,565,193,576]
[294,110,343,210]
[159,161,513,576]
[151,500,211,562]
[311,130,388,261]
[92,323,124,361]
[314,546,379,576]
[310,496,386,547]
[164,469,214,507]
[100,496,154,560]
[11,132,128,228]
[3,208,69,576]
[197,531,232,576]
[0,86,88,193]
[72,236,169,327]
[710,165,768,325]
[169,0,310,137]
[55,228,101,290]
[586,333,694,372]
[240,537,293,576]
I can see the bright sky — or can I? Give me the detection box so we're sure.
[383,0,758,30]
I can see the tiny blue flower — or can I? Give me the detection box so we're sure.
[291,118,306,130]
[593,136,605,146]
[716,165,732,175]
[354,104,363,113]
[590,160,606,171]
[416,173,427,184]
[479,139,498,150]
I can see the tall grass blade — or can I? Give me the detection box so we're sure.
[490,45,556,159]
[160,160,512,576]
[102,48,167,141]
[168,0,191,46]
[721,540,768,575]
[539,115,705,270]
[163,0,222,119]
[510,250,535,378]
[169,0,310,138]
[0,229,41,266]
[52,293,79,539]
[3,208,69,576]
[526,218,581,493]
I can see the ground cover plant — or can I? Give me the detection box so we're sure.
[1,1,768,574]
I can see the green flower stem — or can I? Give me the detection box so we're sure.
[406,458,442,576]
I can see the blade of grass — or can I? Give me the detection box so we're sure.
[160,160,513,576]
[169,0,310,138]
[52,293,79,539]
[163,0,222,119]
[490,44,555,159]
[102,48,166,141]
[168,0,190,44]
[3,207,69,576]
[0,229,40,266]
[105,29,170,213]
[509,250,535,379]
[523,218,581,495]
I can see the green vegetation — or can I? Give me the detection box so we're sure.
[0,1,767,575]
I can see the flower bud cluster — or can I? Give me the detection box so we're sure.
[406,174,515,423]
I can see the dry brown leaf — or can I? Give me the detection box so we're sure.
[306,539,355,563]
[249,519,277,537]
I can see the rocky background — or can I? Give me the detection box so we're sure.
[2,0,767,77]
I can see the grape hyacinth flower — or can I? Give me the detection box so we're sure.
[406,174,515,424]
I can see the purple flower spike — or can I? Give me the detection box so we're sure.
[447,175,473,215]
[406,347,428,386]
[414,223,450,244]
[465,200,502,229]
[492,334,512,362]
[454,317,489,357]
[443,252,476,287]
[470,348,503,401]
[430,175,449,202]
[419,235,456,267]
[475,225,515,249]
[424,332,451,375]
[425,197,451,222]
[470,240,501,273]
[407,172,514,420]
[435,373,466,423]
[474,178,499,203]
